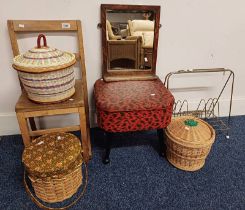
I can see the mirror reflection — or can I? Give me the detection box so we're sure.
[106,10,155,70]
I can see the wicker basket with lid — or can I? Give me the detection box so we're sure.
[22,132,84,203]
[13,34,76,103]
[165,116,215,171]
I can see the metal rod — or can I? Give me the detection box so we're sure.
[164,68,235,137]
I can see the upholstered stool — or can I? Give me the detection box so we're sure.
[94,78,174,163]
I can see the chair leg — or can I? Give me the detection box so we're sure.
[79,107,90,163]
[157,129,166,157]
[16,112,31,146]
[103,131,112,164]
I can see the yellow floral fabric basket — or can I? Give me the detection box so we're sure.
[22,132,85,204]
[165,116,216,171]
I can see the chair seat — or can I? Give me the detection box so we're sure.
[16,79,84,112]
[94,78,174,132]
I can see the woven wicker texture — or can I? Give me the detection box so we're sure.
[13,35,76,73]
[18,66,75,103]
[22,132,83,203]
[29,167,82,203]
[165,116,215,171]
[12,34,76,103]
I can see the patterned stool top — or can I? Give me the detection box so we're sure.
[94,78,174,112]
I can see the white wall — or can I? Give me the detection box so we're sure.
[0,0,245,135]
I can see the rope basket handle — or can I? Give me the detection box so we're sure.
[23,162,88,210]
[37,34,47,48]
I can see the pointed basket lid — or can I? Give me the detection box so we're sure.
[22,133,82,178]
[166,116,215,147]
[13,34,76,73]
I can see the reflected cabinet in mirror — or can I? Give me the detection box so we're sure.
[101,4,160,81]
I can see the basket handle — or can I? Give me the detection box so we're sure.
[23,162,88,210]
[37,34,47,48]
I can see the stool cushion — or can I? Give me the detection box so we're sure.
[94,78,174,132]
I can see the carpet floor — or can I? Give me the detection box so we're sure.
[0,116,244,210]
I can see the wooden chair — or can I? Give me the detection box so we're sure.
[107,39,140,69]
[7,20,91,162]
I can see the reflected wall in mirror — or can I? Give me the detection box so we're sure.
[101,4,160,81]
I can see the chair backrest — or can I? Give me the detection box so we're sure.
[7,20,90,119]
[106,20,121,40]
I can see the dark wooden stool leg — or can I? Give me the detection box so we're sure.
[157,129,166,157]
[103,131,112,164]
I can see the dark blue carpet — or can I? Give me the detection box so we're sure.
[0,116,244,210]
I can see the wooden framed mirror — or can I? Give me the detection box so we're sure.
[101,4,161,81]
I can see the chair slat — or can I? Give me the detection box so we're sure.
[12,20,78,32]
[30,125,80,137]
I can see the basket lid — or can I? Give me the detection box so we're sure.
[13,34,76,73]
[22,133,82,178]
[166,116,215,147]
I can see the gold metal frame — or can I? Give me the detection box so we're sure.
[164,68,235,138]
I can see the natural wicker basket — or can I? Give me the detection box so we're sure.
[13,34,76,103]
[22,133,85,204]
[29,165,82,203]
[165,116,215,171]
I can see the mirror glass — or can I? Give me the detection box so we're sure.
[106,9,156,71]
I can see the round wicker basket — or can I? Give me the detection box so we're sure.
[13,34,76,103]
[165,116,215,171]
[22,132,83,203]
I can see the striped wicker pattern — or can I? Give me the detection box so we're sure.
[165,116,215,171]
[29,166,82,203]
[13,34,76,103]
[18,66,75,103]
[13,46,76,73]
